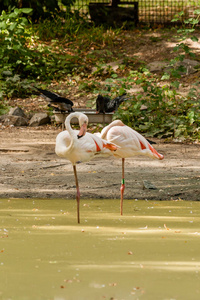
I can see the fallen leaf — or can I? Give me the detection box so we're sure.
[64,279,73,283]
[109,282,117,287]
[164,224,171,230]
[139,225,148,229]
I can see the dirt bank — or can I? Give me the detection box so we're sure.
[1,126,200,201]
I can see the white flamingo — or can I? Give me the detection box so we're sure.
[55,112,117,223]
[100,120,164,215]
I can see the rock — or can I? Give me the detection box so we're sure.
[92,60,123,74]
[9,107,27,118]
[147,59,200,75]
[165,59,200,75]
[147,61,169,72]
[29,113,50,127]
[140,104,148,110]
[142,180,157,190]
[0,115,28,126]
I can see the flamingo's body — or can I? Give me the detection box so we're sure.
[55,112,117,223]
[100,120,164,215]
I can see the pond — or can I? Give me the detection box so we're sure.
[0,199,200,300]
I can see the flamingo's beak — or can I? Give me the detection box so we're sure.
[103,142,118,151]
[77,123,87,139]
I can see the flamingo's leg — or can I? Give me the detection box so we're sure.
[73,165,80,223]
[120,158,125,215]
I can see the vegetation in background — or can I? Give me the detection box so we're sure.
[0,8,121,97]
[0,0,75,22]
[0,6,200,141]
[115,9,200,141]
[114,71,200,140]
[0,99,9,115]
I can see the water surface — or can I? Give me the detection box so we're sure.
[0,199,200,300]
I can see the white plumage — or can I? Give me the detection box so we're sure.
[101,119,164,215]
[55,112,117,223]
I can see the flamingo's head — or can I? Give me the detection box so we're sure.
[77,114,88,139]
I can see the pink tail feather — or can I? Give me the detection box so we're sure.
[139,141,164,160]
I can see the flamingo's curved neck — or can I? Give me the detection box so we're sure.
[59,112,81,155]
[65,112,80,137]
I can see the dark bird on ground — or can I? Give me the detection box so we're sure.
[96,93,128,113]
[147,139,156,145]
[35,88,74,112]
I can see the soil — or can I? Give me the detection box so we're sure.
[1,29,200,201]
[1,126,200,201]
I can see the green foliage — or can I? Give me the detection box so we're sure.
[1,5,200,141]
[0,8,36,97]
[0,9,123,99]
[114,71,200,140]
[114,9,200,141]
[0,8,80,97]
[169,10,200,78]
[0,0,75,22]
[35,11,89,41]
[0,97,9,115]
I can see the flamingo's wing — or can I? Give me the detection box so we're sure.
[106,126,163,160]
[131,129,164,160]
[84,133,117,156]
[55,130,72,158]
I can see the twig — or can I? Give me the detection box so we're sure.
[42,163,66,169]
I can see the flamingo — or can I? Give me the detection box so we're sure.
[100,120,164,215]
[55,112,117,223]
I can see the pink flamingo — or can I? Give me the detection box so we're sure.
[100,120,164,215]
[55,112,117,223]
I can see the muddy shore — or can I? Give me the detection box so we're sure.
[1,127,200,201]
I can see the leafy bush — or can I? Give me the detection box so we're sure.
[114,70,200,140]
[0,8,33,73]
[0,8,80,97]
[35,11,90,41]
[0,96,9,115]
[0,0,75,22]
[114,10,200,140]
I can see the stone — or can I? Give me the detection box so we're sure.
[0,115,28,126]
[147,61,169,72]
[92,60,123,74]
[8,107,27,118]
[29,113,50,127]
[164,59,200,75]
[143,180,157,190]
[147,59,200,75]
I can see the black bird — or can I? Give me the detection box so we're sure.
[35,88,74,112]
[96,93,128,113]
[147,139,156,145]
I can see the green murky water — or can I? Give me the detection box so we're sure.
[0,199,200,300]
